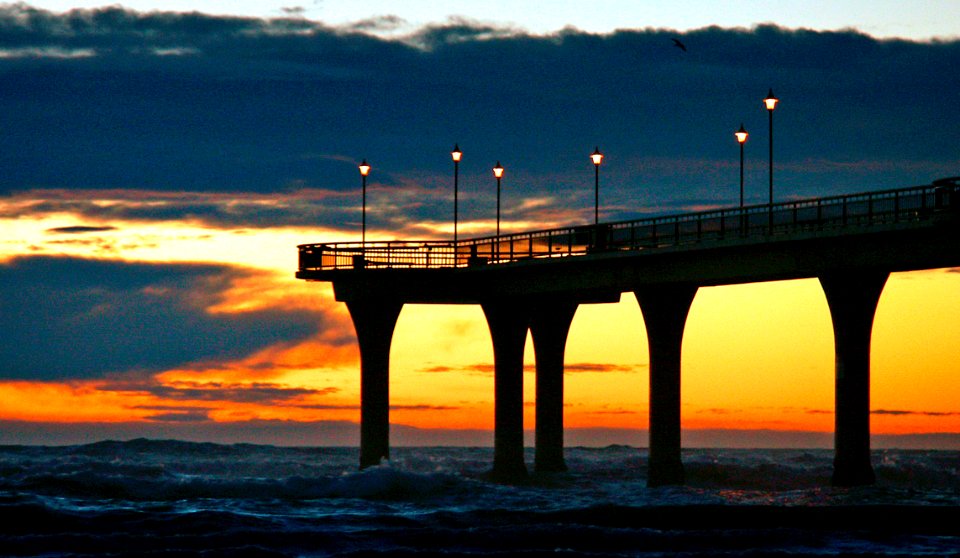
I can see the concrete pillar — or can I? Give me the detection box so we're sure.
[482,302,530,481]
[819,272,889,486]
[529,302,579,473]
[634,285,698,487]
[345,299,404,469]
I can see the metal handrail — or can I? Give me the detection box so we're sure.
[299,183,957,272]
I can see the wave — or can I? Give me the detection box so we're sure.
[1,440,958,503]
[1,441,959,557]
[6,464,464,503]
[2,496,959,558]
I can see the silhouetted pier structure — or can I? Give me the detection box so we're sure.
[297,180,960,486]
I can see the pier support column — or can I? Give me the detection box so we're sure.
[530,302,579,473]
[482,302,530,481]
[634,285,698,487]
[346,299,404,470]
[819,272,888,487]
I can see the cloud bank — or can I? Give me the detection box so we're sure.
[0,5,957,227]
[0,256,325,380]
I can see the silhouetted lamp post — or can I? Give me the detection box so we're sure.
[735,125,748,209]
[764,89,779,232]
[493,161,504,239]
[591,147,603,225]
[452,144,462,245]
[359,159,371,245]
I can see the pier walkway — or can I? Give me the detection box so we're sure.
[297,179,960,486]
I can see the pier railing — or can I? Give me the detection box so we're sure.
[299,182,957,271]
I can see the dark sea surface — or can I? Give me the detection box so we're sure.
[0,440,958,557]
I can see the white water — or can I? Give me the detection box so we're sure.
[1,440,958,556]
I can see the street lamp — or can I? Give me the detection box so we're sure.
[452,144,462,245]
[359,159,371,245]
[735,124,748,209]
[764,89,779,232]
[591,147,603,225]
[493,161,504,240]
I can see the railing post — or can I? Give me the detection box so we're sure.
[894,191,900,223]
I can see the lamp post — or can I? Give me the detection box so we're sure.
[493,161,504,239]
[591,147,603,225]
[359,159,371,246]
[452,144,462,245]
[764,89,779,232]
[735,125,748,209]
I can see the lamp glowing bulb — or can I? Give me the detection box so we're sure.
[590,147,603,166]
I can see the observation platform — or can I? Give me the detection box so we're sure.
[297,180,960,485]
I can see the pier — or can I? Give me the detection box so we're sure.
[297,180,960,486]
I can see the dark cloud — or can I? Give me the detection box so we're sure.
[390,404,459,411]
[101,381,339,404]
[697,408,735,415]
[46,225,118,234]
[144,410,212,422]
[349,15,407,33]
[420,362,643,375]
[295,403,358,410]
[0,256,325,380]
[806,408,960,417]
[280,7,306,18]
[294,403,460,411]
[0,6,957,229]
[132,404,215,412]
[6,189,355,230]
[564,363,644,373]
[871,409,960,417]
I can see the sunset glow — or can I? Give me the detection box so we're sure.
[3,188,958,443]
[1,4,957,448]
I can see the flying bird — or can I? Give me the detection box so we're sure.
[671,38,687,52]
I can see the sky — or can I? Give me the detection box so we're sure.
[1,2,959,448]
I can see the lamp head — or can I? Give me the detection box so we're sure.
[451,144,462,162]
[764,89,779,111]
[590,146,603,166]
[358,159,371,176]
[493,161,504,179]
[735,124,748,144]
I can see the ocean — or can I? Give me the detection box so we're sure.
[0,440,958,557]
